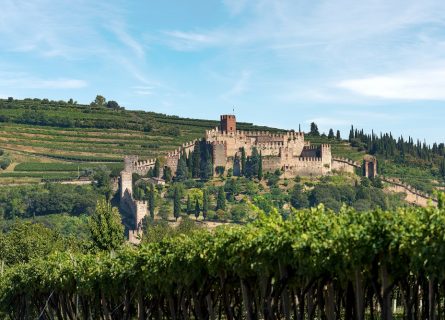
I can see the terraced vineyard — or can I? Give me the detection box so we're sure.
[0,98,284,183]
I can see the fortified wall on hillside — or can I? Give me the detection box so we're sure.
[206,115,332,177]
[119,115,374,243]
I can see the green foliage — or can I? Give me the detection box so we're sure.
[0,221,79,266]
[175,156,188,182]
[0,184,99,220]
[4,202,445,319]
[173,187,181,220]
[92,95,106,107]
[216,187,226,211]
[290,183,309,209]
[88,200,124,251]
[148,183,155,219]
[153,158,161,178]
[163,166,172,182]
[194,198,200,219]
[186,195,192,214]
[202,189,209,220]
[309,122,320,136]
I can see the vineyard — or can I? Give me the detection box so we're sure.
[1,198,445,319]
[0,98,281,183]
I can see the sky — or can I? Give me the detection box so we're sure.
[1,0,445,143]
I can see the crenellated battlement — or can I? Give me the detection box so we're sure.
[303,145,319,150]
[296,157,323,162]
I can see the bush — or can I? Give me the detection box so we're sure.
[0,157,11,170]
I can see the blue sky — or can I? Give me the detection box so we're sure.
[1,0,445,143]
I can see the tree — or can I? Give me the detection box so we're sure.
[176,156,188,181]
[349,125,354,142]
[246,148,260,179]
[194,198,200,220]
[93,95,106,107]
[173,187,181,221]
[216,187,226,211]
[200,147,213,180]
[186,195,192,214]
[191,142,201,178]
[440,158,445,179]
[0,221,69,265]
[309,122,320,136]
[149,184,155,219]
[163,166,172,182]
[328,129,335,139]
[106,100,120,110]
[258,152,263,180]
[241,147,246,176]
[290,184,309,209]
[93,167,112,200]
[88,199,124,251]
[202,189,209,220]
[153,158,161,178]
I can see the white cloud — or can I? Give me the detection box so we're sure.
[337,67,445,100]
[220,70,251,100]
[109,22,145,59]
[163,31,221,51]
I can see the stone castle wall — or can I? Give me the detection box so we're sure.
[205,127,306,158]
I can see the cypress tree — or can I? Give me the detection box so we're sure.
[440,158,445,179]
[328,128,334,139]
[216,187,226,211]
[258,151,263,180]
[173,187,181,221]
[336,130,341,140]
[194,198,200,220]
[200,147,213,180]
[186,195,192,214]
[148,183,155,219]
[202,189,209,220]
[163,166,172,182]
[191,142,201,178]
[176,156,188,181]
[349,125,354,142]
[241,147,246,177]
[309,122,320,136]
[153,158,160,178]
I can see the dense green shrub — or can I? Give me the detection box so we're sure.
[1,201,445,319]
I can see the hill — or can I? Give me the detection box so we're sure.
[0,97,444,193]
[0,98,282,183]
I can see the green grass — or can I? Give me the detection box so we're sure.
[0,171,78,179]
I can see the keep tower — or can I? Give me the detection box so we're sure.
[220,115,236,133]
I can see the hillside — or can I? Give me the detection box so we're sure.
[0,98,283,183]
[0,97,444,193]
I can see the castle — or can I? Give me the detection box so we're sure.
[119,115,371,243]
[206,115,332,177]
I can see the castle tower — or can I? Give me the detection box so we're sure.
[120,171,133,198]
[124,155,138,172]
[220,115,236,133]
[363,156,377,178]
